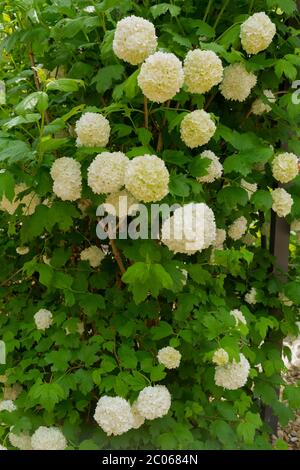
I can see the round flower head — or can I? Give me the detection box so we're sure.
[161,202,216,255]
[240,12,276,55]
[136,385,171,420]
[50,157,82,201]
[228,216,248,241]
[87,152,129,194]
[104,190,139,218]
[0,445,7,450]
[197,150,223,183]
[80,245,105,268]
[31,426,66,450]
[183,49,223,94]
[272,152,298,184]
[0,400,16,412]
[245,287,257,305]
[94,396,134,436]
[215,353,250,390]
[131,402,145,430]
[212,348,229,366]
[75,112,110,148]
[241,179,257,198]
[138,52,184,103]
[272,188,293,217]
[213,228,226,248]
[251,89,276,115]
[9,432,32,450]
[0,183,40,216]
[220,63,257,102]
[157,346,181,369]
[291,220,300,232]
[230,308,247,326]
[16,246,29,255]
[180,110,216,149]
[34,308,53,330]
[125,154,169,203]
[113,15,157,65]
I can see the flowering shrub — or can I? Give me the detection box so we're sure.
[0,0,300,451]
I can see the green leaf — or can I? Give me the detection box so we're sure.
[237,412,262,444]
[15,91,48,114]
[93,65,124,94]
[0,171,14,201]
[118,345,137,369]
[150,3,181,19]
[28,381,65,412]
[3,113,41,130]
[0,139,34,164]
[210,420,237,447]
[251,190,273,211]
[169,172,190,197]
[217,187,248,209]
[224,148,273,177]
[79,440,99,450]
[46,79,84,92]
[266,0,297,15]
[136,128,152,146]
[150,364,167,382]
[151,321,173,340]
[189,156,211,178]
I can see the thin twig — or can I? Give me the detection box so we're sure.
[156,100,170,152]
[109,238,126,275]
[144,95,148,129]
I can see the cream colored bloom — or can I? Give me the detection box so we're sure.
[230,309,247,325]
[213,228,226,248]
[0,445,7,450]
[183,49,223,94]
[180,110,216,148]
[279,293,293,307]
[212,348,229,366]
[50,157,82,201]
[157,346,181,369]
[215,354,250,390]
[94,396,134,436]
[75,112,110,147]
[0,400,17,412]
[240,12,276,55]
[80,245,105,268]
[251,90,276,115]
[0,183,40,216]
[228,216,248,240]
[138,52,184,103]
[87,152,129,194]
[104,190,138,218]
[271,188,293,217]
[125,154,169,203]
[9,432,32,450]
[31,426,67,450]
[113,15,157,65]
[241,179,257,198]
[197,150,223,183]
[291,220,300,232]
[220,63,257,102]
[131,402,145,429]
[272,152,298,184]
[34,309,53,330]
[136,385,171,420]
[16,246,29,255]
[245,287,257,305]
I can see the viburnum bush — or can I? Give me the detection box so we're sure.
[0,0,300,451]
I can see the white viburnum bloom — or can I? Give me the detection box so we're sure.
[50,157,82,201]
[212,348,229,366]
[94,396,134,436]
[138,52,184,103]
[0,445,7,450]
[0,400,17,412]
[197,150,223,183]
[83,6,96,13]
[125,154,169,203]
[87,152,129,195]
[9,432,32,450]
[278,293,293,307]
[271,188,293,217]
[161,202,216,255]
[136,385,171,420]
[31,426,67,450]
[183,49,223,94]
[240,12,276,55]
[245,287,257,305]
[0,183,40,216]
[104,190,138,218]
[228,216,248,241]
[16,246,29,255]
[75,112,110,148]
[80,245,105,268]
[230,309,247,326]
[251,90,276,115]
[213,228,226,248]
[131,402,145,430]
[291,220,300,232]
[241,179,257,199]
[214,353,250,390]
[220,63,257,102]
[157,346,181,369]
[180,110,216,149]
[272,152,299,184]
[113,15,157,65]
[34,308,53,330]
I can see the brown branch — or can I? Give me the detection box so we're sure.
[109,238,126,275]
[156,100,170,153]
[143,95,149,129]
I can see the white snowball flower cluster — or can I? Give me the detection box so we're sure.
[136,385,171,420]
[75,112,110,147]
[0,400,17,412]
[104,190,138,218]
[242,233,256,246]
[213,228,226,249]
[251,90,276,115]
[87,152,129,194]
[34,308,53,330]
[113,16,157,65]
[240,12,276,55]
[125,154,169,203]
[272,152,298,184]
[241,179,257,199]
[291,220,300,232]
[212,348,229,366]
[138,52,184,103]
[180,110,216,148]
[50,157,82,201]
[131,402,145,430]
[215,353,250,390]
[80,245,105,268]
[16,246,29,255]
[197,150,223,183]
[157,346,181,369]
[161,202,216,255]
[228,216,248,240]
[183,49,223,94]
[245,287,257,305]
[220,63,257,102]
[94,396,134,436]
[0,183,40,216]
[31,426,67,450]
[271,188,293,217]
[9,432,32,450]
[230,309,247,326]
